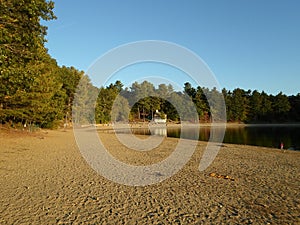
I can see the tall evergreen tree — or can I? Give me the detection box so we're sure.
[73,75,98,125]
[0,0,65,128]
[95,81,127,124]
[288,94,300,122]
[229,88,249,122]
[260,91,273,122]
[248,90,262,122]
[272,92,291,122]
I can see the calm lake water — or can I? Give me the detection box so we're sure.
[127,124,300,151]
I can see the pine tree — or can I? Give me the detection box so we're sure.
[0,0,64,128]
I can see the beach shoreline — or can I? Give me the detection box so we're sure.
[0,129,299,224]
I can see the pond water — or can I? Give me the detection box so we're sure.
[126,124,300,151]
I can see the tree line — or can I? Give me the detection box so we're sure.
[1,0,299,129]
[186,84,300,123]
[91,81,300,124]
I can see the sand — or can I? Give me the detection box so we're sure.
[0,127,299,224]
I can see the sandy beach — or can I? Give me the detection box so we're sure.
[0,128,299,224]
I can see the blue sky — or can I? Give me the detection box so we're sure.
[44,0,300,95]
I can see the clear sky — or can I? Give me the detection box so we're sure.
[44,0,300,95]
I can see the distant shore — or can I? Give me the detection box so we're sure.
[93,121,300,129]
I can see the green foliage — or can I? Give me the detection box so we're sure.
[111,95,130,122]
[0,0,298,128]
[0,0,82,129]
[96,81,198,123]
[95,81,127,124]
[0,0,57,127]
[73,75,97,125]
[95,81,299,124]
[0,0,56,67]
[226,88,250,122]
[288,94,300,121]
[58,66,82,124]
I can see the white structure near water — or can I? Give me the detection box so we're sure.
[153,110,167,124]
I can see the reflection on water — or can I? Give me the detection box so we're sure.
[223,125,300,150]
[129,125,300,150]
[150,127,167,136]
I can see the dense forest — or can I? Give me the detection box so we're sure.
[87,80,300,124]
[1,0,299,129]
[0,0,86,128]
